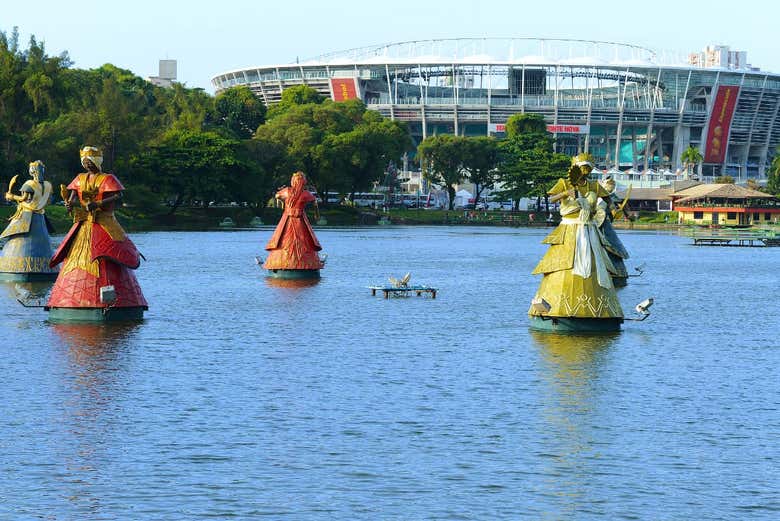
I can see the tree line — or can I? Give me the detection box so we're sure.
[6,27,777,215]
[0,28,411,214]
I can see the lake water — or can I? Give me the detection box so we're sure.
[1,226,778,520]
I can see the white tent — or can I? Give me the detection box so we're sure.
[453,189,474,208]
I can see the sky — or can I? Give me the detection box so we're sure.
[4,0,777,94]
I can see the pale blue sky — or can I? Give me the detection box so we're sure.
[4,0,775,93]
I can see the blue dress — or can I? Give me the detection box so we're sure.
[0,180,58,277]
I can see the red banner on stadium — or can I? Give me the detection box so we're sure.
[704,85,739,163]
[330,78,358,102]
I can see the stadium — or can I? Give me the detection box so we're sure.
[213,38,780,181]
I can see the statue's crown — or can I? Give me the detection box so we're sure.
[571,152,594,167]
[80,146,102,159]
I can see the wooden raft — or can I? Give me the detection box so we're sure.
[692,235,778,247]
[368,285,437,299]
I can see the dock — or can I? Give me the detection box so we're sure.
[691,231,780,247]
[368,285,437,299]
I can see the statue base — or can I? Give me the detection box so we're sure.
[0,272,59,282]
[46,306,146,323]
[266,269,321,280]
[528,315,623,333]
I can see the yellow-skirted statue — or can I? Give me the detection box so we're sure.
[529,153,624,332]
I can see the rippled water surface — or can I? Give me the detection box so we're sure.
[1,226,779,520]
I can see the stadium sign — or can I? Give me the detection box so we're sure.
[489,123,590,134]
[546,124,590,134]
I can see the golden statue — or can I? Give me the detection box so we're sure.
[529,153,624,332]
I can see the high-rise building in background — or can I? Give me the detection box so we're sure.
[688,45,752,70]
[148,59,177,88]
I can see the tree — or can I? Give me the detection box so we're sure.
[266,85,324,120]
[681,145,703,179]
[417,135,467,210]
[505,113,547,136]
[461,136,500,209]
[256,97,409,205]
[767,152,780,195]
[496,114,568,210]
[323,113,410,199]
[130,129,254,213]
[214,86,266,138]
[714,175,735,184]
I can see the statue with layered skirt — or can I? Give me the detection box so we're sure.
[529,154,624,332]
[0,160,59,281]
[262,171,325,279]
[45,146,147,322]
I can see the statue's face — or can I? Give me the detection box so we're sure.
[581,165,593,177]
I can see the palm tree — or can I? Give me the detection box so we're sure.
[680,146,703,179]
[767,152,780,195]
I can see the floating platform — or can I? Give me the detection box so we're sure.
[528,315,623,333]
[691,233,780,247]
[691,229,780,248]
[266,269,321,280]
[368,285,437,299]
[46,306,146,323]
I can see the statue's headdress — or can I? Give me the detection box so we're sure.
[571,152,594,168]
[291,171,307,186]
[80,146,103,171]
[28,160,45,181]
[568,153,594,185]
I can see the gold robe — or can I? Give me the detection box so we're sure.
[530,178,623,319]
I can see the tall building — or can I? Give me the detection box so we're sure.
[688,45,749,70]
[148,59,177,88]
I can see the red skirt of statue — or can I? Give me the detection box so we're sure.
[262,188,324,270]
[47,173,148,309]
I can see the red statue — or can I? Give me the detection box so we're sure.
[262,171,325,278]
[46,146,147,321]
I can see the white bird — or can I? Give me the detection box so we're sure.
[388,272,411,288]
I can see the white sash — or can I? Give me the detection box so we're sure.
[560,198,613,289]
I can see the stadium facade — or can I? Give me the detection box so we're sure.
[212,38,780,179]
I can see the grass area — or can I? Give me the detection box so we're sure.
[384,208,540,226]
[633,211,679,224]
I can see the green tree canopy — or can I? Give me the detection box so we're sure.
[461,136,500,208]
[214,86,266,138]
[505,113,547,137]
[681,145,703,178]
[266,85,325,120]
[496,115,568,208]
[417,134,468,210]
[130,129,265,213]
[256,97,409,203]
[766,152,780,195]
